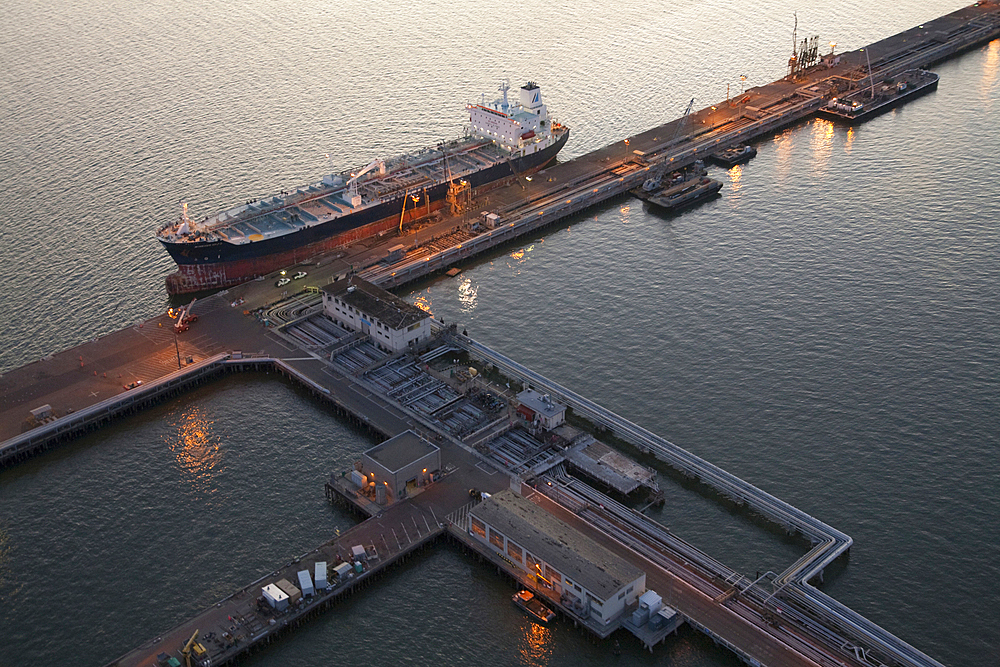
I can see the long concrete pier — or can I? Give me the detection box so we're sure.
[3,4,999,667]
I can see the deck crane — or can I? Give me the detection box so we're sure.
[672,98,695,142]
[345,158,386,207]
[180,628,210,667]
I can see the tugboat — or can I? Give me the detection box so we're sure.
[710,144,757,168]
[512,589,556,625]
[632,160,723,214]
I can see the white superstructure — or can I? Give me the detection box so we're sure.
[467,81,554,157]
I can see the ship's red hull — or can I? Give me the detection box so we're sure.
[164,175,518,295]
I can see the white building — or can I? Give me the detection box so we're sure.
[469,489,645,625]
[516,389,567,430]
[322,276,431,353]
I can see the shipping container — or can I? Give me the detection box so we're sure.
[297,569,315,597]
[315,561,328,589]
[262,583,289,611]
[276,578,302,605]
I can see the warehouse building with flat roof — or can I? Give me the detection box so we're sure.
[362,430,441,503]
[469,489,645,626]
[322,276,431,353]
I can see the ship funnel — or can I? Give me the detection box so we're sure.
[519,82,547,118]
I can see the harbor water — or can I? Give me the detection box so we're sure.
[1,1,997,665]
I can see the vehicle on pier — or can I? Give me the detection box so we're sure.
[513,589,556,625]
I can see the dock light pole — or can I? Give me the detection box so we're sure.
[174,331,182,370]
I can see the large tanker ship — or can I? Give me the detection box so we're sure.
[158,82,569,294]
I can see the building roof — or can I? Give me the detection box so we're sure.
[364,430,440,473]
[322,276,429,330]
[470,490,643,602]
[516,389,566,419]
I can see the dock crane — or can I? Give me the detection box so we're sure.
[672,98,695,142]
[181,628,210,667]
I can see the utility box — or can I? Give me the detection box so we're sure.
[297,570,315,597]
[485,213,500,229]
[387,244,406,261]
[350,470,367,488]
[631,606,650,627]
[639,590,662,615]
[351,545,367,561]
[262,583,289,610]
[315,561,328,589]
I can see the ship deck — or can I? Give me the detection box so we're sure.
[167,137,523,246]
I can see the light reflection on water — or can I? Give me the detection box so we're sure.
[457,277,478,314]
[726,163,743,196]
[843,126,856,154]
[981,39,999,103]
[517,620,554,666]
[810,119,836,173]
[168,406,223,494]
[412,293,433,315]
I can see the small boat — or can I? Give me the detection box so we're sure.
[512,589,556,624]
[710,144,757,167]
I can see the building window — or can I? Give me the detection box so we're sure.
[526,553,538,571]
[626,585,634,594]
[470,517,486,539]
[545,566,561,584]
[488,528,504,550]
[618,591,626,600]
[592,608,602,618]
[507,541,522,562]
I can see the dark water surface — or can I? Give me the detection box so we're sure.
[1,1,998,665]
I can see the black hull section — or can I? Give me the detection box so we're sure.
[161,131,569,268]
[818,78,939,125]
